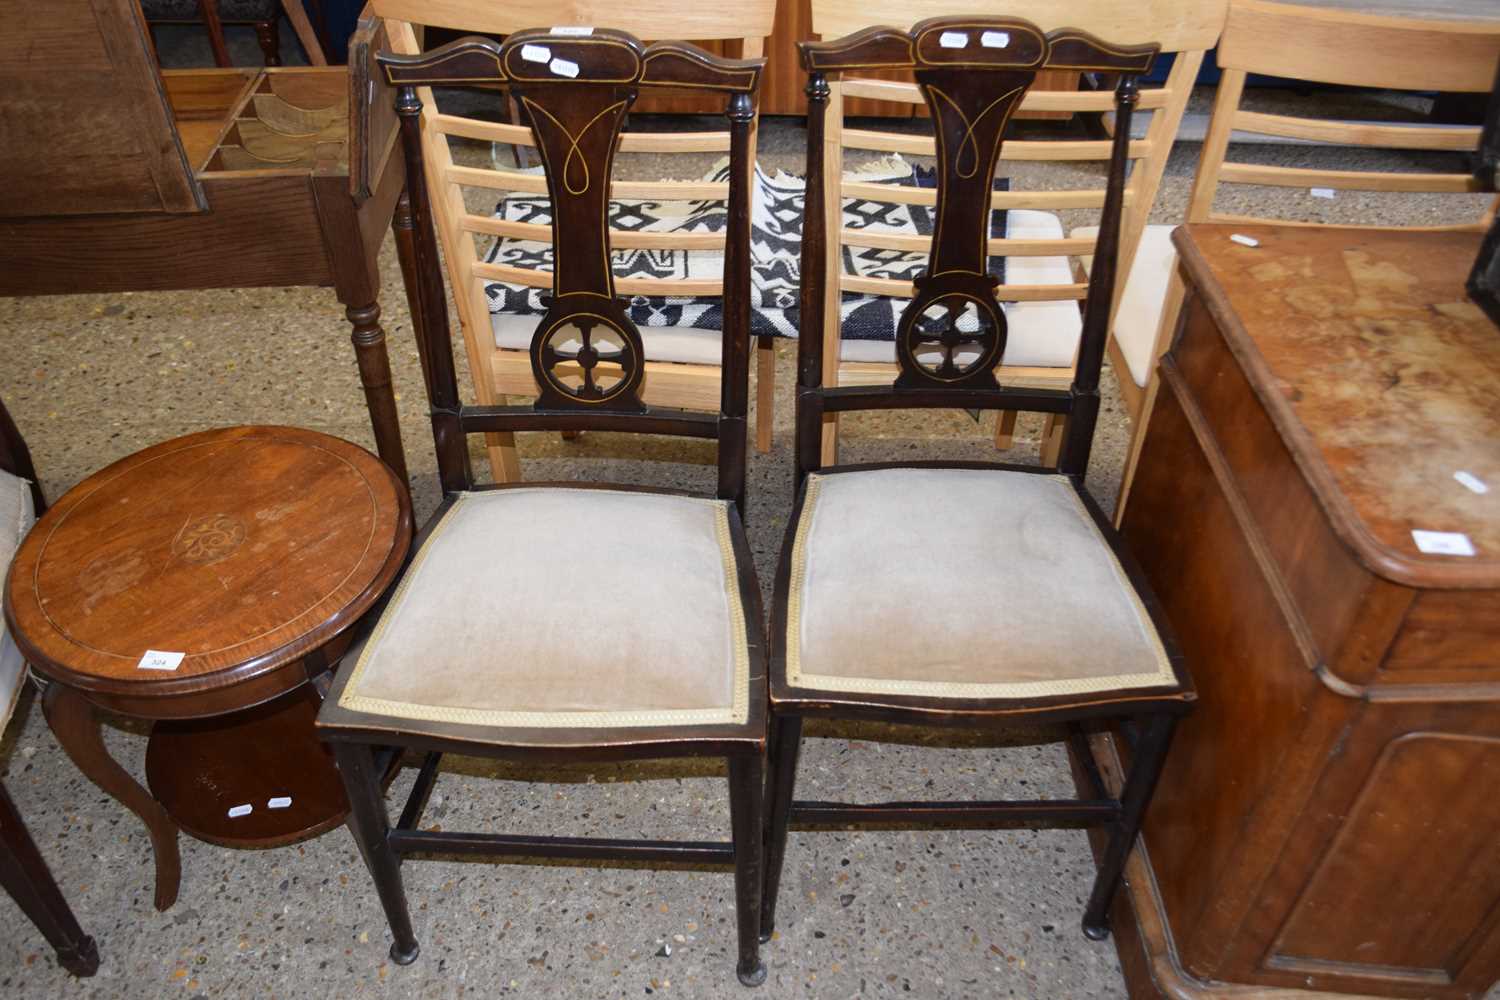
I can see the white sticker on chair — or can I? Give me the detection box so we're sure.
[137,650,185,671]
[551,26,594,35]
[939,31,969,48]
[1455,470,1489,495]
[1412,530,1476,556]
[521,44,551,63]
[980,31,1010,48]
[550,58,580,78]
[227,804,254,818]
[1230,233,1260,247]
[1310,187,1336,199]
[268,797,293,810]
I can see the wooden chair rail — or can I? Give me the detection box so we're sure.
[473,259,724,296]
[841,129,1152,161]
[840,274,1089,301]
[461,213,729,250]
[1217,162,1485,194]
[1232,110,1482,152]
[839,180,1119,210]
[839,230,1094,256]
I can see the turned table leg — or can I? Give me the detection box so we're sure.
[0,781,99,976]
[346,301,409,486]
[41,684,181,912]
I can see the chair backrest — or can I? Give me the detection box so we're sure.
[805,0,1224,390]
[0,396,44,513]
[1187,0,1500,230]
[795,17,1155,481]
[382,31,763,505]
[369,0,776,430]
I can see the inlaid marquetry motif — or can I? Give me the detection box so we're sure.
[171,514,247,565]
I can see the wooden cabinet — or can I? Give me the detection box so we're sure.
[0,0,409,481]
[1112,224,1500,998]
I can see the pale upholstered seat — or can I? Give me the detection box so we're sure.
[335,487,754,739]
[1071,223,1177,390]
[1,467,35,728]
[783,467,1174,702]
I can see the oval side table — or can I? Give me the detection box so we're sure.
[3,426,411,910]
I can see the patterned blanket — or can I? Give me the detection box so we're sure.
[482,155,1009,342]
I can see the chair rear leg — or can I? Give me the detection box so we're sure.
[755,335,776,453]
[0,782,98,976]
[333,743,420,964]
[728,753,767,986]
[1081,713,1177,939]
[759,713,802,941]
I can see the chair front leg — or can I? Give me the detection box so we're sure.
[1081,713,1177,939]
[728,753,767,987]
[332,743,420,964]
[759,713,802,941]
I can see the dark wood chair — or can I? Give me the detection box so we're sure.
[315,31,771,986]
[0,396,99,977]
[759,16,1195,946]
[140,0,328,68]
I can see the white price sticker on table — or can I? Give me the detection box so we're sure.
[551,25,593,35]
[137,649,185,671]
[1412,529,1476,557]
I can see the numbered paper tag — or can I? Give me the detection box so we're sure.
[980,31,1010,48]
[1454,470,1489,495]
[550,58,580,78]
[521,44,551,63]
[1412,529,1476,557]
[939,31,969,48]
[551,25,594,35]
[137,650,185,672]
[1310,187,1336,199]
[1230,233,1260,248]
[268,797,292,810]
[227,804,253,818]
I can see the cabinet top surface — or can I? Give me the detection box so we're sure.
[3,426,410,701]
[1175,223,1500,588]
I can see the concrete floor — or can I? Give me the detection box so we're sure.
[0,81,1492,1000]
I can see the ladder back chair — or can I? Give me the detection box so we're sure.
[1114,0,1500,517]
[316,30,773,986]
[805,0,1226,466]
[0,396,98,977]
[760,16,1194,946]
[368,0,779,483]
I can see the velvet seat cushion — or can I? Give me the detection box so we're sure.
[337,487,752,734]
[784,468,1174,700]
[1,468,35,729]
[1071,223,1177,389]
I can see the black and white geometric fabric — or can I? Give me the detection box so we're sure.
[481,155,1010,344]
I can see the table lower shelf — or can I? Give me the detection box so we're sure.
[145,684,348,849]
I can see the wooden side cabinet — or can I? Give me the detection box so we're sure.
[1112,224,1500,999]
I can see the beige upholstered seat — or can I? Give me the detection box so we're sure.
[337,487,753,735]
[1071,223,1178,391]
[784,468,1173,700]
[1,468,35,727]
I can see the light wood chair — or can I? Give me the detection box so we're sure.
[367,0,778,482]
[318,30,773,985]
[805,0,1226,466]
[761,16,1194,948]
[1113,0,1500,518]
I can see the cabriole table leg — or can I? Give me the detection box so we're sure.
[41,684,182,911]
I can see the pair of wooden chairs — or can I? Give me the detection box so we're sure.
[371,0,1226,481]
[316,13,1193,986]
[1106,0,1500,517]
